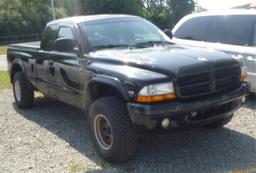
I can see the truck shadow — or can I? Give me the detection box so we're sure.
[14,98,256,173]
[244,94,256,110]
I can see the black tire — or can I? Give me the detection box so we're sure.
[89,97,137,163]
[204,114,233,128]
[13,72,34,109]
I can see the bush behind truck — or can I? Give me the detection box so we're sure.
[7,15,248,163]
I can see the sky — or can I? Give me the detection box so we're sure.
[197,0,255,10]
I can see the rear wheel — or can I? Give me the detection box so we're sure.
[13,72,34,109]
[204,114,233,128]
[89,97,137,163]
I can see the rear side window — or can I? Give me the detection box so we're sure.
[206,15,254,46]
[41,24,58,51]
[204,16,227,43]
[174,17,209,41]
[226,16,253,46]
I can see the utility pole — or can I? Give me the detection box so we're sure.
[196,0,200,12]
[193,0,199,12]
[51,0,56,20]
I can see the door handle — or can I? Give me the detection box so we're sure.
[247,56,256,62]
[87,60,92,65]
[232,54,243,60]
[48,60,55,76]
[79,60,87,65]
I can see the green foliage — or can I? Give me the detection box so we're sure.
[0,0,195,37]
[0,46,7,55]
[0,0,67,37]
[55,7,68,19]
[143,0,171,29]
[80,0,144,16]
[79,0,195,29]
[168,0,195,26]
[54,0,82,16]
[0,71,11,89]
[196,6,207,12]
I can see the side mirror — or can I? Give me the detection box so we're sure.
[164,29,173,39]
[55,38,75,53]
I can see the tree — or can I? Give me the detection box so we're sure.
[79,0,144,16]
[168,0,195,27]
[0,0,195,37]
[0,0,68,37]
[54,0,81,16]
[78,0,195,29]
[142,0,171,29]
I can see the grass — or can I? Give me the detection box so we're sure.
[0,71,45,99]
[0,71,45,97]
[0,45,7,55]
[99,161,111,169]
[0,71,11,89]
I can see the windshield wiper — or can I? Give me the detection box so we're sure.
[92,44,132,50]
[134,41,173,47]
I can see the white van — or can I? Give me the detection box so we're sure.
[171,10,256,93]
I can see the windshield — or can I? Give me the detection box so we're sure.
[79,18,171,50]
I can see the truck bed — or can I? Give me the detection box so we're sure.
[9,41,40,51]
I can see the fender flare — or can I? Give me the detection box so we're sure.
[87,74,130,101]
[10,59,27,82]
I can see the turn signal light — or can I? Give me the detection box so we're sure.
[240,75,247,82]
[137,93,176,103]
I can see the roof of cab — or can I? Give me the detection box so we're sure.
[188,9,256,18]
[48,14,141,25]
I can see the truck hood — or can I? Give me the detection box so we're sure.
[88,45,240,80]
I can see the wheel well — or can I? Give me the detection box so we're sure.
[86,82,125,110]
[10,64,22,83]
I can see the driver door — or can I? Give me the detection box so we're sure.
[47,24,87,108]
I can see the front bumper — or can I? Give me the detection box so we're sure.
[248,72,256,93]
[127,83,249,130]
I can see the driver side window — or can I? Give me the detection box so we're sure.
[55,26,76,53]
[41,24,58,51]
[57,27,74,40]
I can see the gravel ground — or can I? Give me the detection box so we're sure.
[0,89,255,173]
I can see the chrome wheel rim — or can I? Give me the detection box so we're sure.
[93,114,113,150]
[14,80,21,102]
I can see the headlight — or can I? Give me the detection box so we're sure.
[137,82,176,103]
[240,65,248,82]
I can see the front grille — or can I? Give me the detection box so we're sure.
[177,65,241,98]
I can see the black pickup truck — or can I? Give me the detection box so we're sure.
[7,15,248,163]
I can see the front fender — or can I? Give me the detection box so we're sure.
[88,74,130,101]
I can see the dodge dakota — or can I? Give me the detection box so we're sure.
[7,15,248,163]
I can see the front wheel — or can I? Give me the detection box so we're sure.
[13,72,34,109]
[89,97,137,163]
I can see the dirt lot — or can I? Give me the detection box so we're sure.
[0,89,255,173]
